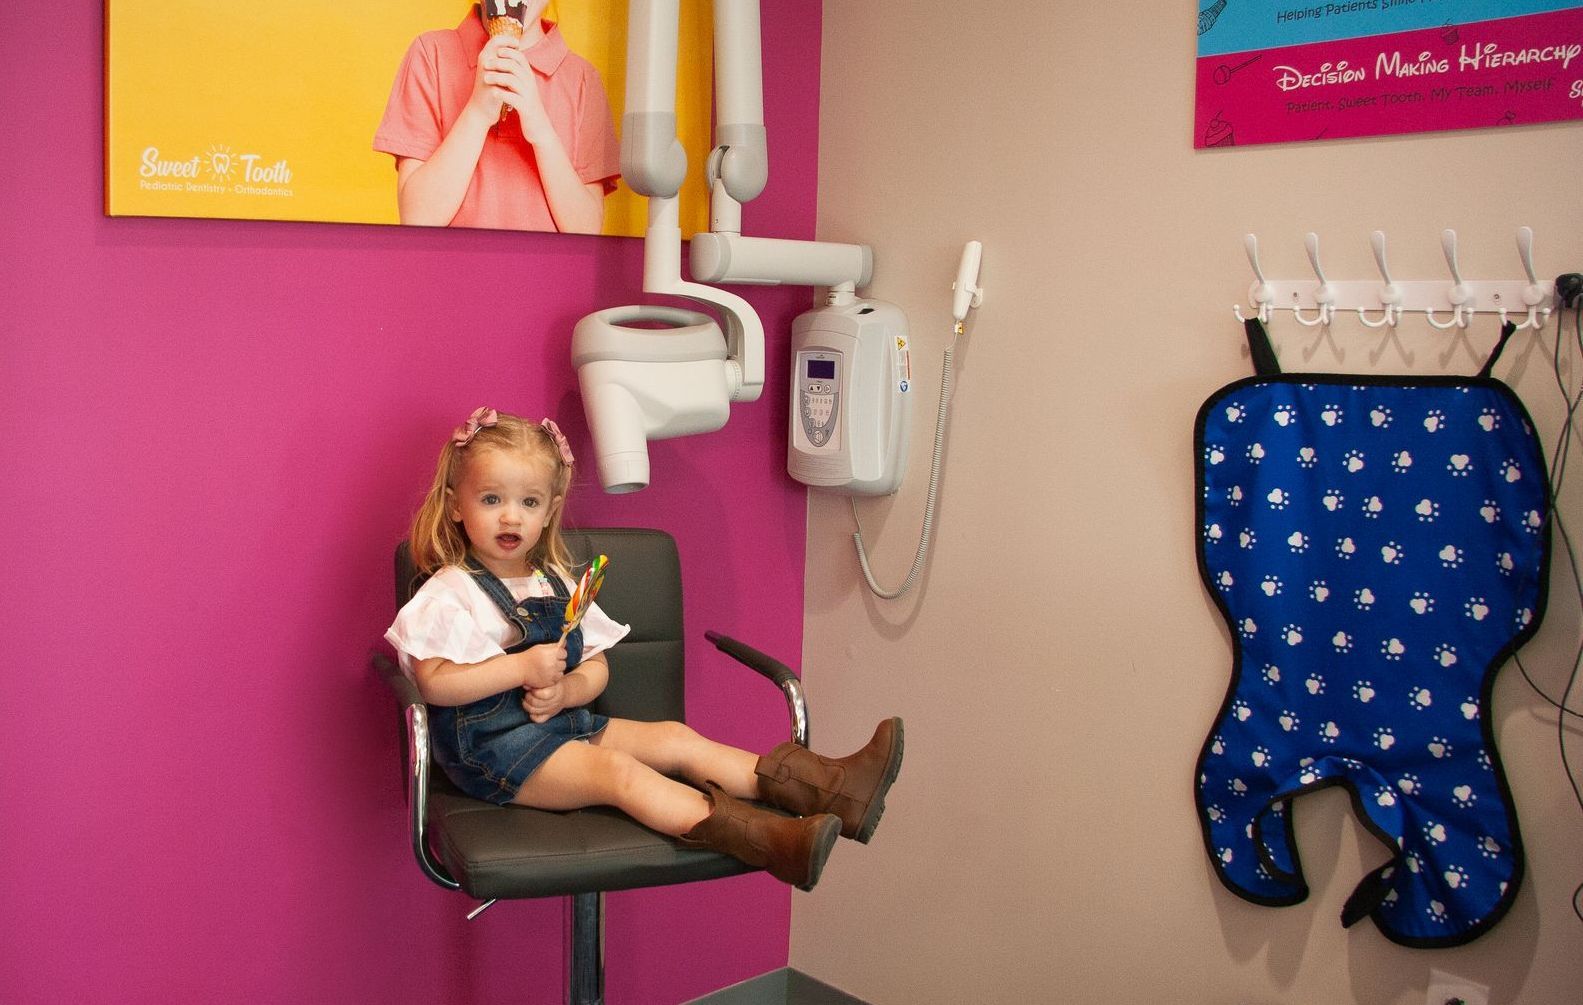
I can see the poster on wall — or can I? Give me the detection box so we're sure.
[1195,0,1583,148]
[105,0,714,236]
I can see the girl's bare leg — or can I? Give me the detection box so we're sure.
[592,718,760,799]
[510,739,710,836]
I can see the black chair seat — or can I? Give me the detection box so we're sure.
[426,770,755,900]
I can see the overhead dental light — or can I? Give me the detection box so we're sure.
[573,0,871,493]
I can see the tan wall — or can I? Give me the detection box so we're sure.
[794,2,1583,1002]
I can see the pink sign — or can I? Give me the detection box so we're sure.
[1196,8,1583,147]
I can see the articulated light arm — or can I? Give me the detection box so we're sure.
[622,0,763,402]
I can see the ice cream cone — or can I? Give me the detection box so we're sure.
[485,15,525,124]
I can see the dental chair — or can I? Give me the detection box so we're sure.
[373,527,808,1005]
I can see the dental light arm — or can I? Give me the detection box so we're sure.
[573,0,877,492]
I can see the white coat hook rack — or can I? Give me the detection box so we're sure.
[1233,228,1558,332]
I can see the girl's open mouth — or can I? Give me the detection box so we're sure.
[497,534,522,549]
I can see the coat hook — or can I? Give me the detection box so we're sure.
[1358,230,1403,328]
[1234,233,1274,323]
[1509,226,1550,331]
[1425,228,1471,330]
[1293,232,1334,327]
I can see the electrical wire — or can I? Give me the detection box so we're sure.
[850,324,961,599]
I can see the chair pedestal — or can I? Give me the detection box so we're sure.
[569,892,604,1005]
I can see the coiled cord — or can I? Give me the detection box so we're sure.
[850,324,960,599]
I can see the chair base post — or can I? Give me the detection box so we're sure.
[568,892,605,1005]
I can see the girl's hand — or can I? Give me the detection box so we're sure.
[517,640,567,689]
[485,45,554,144]
[522,681,568,723]
[466,34,517,124]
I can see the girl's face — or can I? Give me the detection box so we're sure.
[446,446,561,579]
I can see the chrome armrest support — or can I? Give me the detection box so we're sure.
[374,653,460,891]
[702,631,809,747]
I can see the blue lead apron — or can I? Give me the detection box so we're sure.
[428,561,609,805]
[1193,319,1550,947]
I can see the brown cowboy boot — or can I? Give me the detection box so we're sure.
[755,717,904,843]
[679,782,841,891]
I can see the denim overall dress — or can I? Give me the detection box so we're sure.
[428,562,610,805]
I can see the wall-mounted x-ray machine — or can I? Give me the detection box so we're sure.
[572,0,982,596]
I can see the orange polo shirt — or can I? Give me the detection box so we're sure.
[373,14,620,231]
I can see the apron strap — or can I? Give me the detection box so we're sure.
[1244,318,1282,377]
[1477,320,1519,378]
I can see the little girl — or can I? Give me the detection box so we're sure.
[385,408,905,890]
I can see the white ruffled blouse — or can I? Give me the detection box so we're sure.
[384,565,630,679]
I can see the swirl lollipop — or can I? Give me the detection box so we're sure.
[560,554,609,640]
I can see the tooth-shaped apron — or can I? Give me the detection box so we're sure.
[1193,320,1550,947]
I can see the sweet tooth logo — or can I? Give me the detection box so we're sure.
[137,144,294,196]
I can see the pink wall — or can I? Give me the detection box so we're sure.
[0,3,820,1002]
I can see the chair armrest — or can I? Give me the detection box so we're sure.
[703,631,809,748]
[372,651,461,891]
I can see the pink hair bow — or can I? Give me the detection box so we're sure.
[541,418,575,464]
[452,406,499,447]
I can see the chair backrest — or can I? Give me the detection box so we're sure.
[394,527,686,724]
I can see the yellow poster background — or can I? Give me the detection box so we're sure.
[105,0,713,237]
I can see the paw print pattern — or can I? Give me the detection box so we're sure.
[1409,686,1433,711]
[1318,720,1341,743]
[1320,404,1343,427]
[1226,484,1244,506]
[1369,405,1393,428]
[1232,700,1252,722]
[1392,450,1414,473]
[1272,405,1294,427]
[1321,489,1345,512]
[1353,680,1376,703]
[1342,449,1366,474]
[1239,528,1258,550]
[1282,624,1304,646]
[1206,804,1225,823]
[1373,726,1395,749]
[1415,497,1440,522]
[1261,663,1282,685]
[1277,710,1300,732]
[1332,631,1354,652]
[1246,442,1266,463]
[1524,509,1544,534]
[1422,821,1449,845]
[1479,499,1501,524]
[1424,408,1446,432]
[1354,587,1377,610]
[1361,495,1385,519]
[1447,453,1473,477]
[1239,617,1258,638]
[1514,607,1534,629]
[1335,536,1357,559]
[1217,571,1235,590]
[1409,592,1435,615]
[1250,745,1272,768]
[1204,443,1228,466]
[1427,737,1452,759]
[1309,581,1330,603]
[1380,542,1404,565]
[1397,773,1421,795]
[1477,408,1501,431]
[1204,523,1225,544]
[1459,697,1479,721]
[1477,836,1502,860]
[1499,459,1523,484]
[1464,598,1490,622]
[1296,446,1318,468]
[1433,643,1458,668]
[1260,576,1283,597]
[1304,674,1326,696]
[1224,402,1246,424]
[1439,544,1464,568]
[1450,784,1476,809]
[1496,551,1515,576]
[1266,487,1290,509]
[1286,531,1308,553]
[1381,637,1406,661]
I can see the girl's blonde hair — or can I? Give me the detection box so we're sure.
[409,411,576,578]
